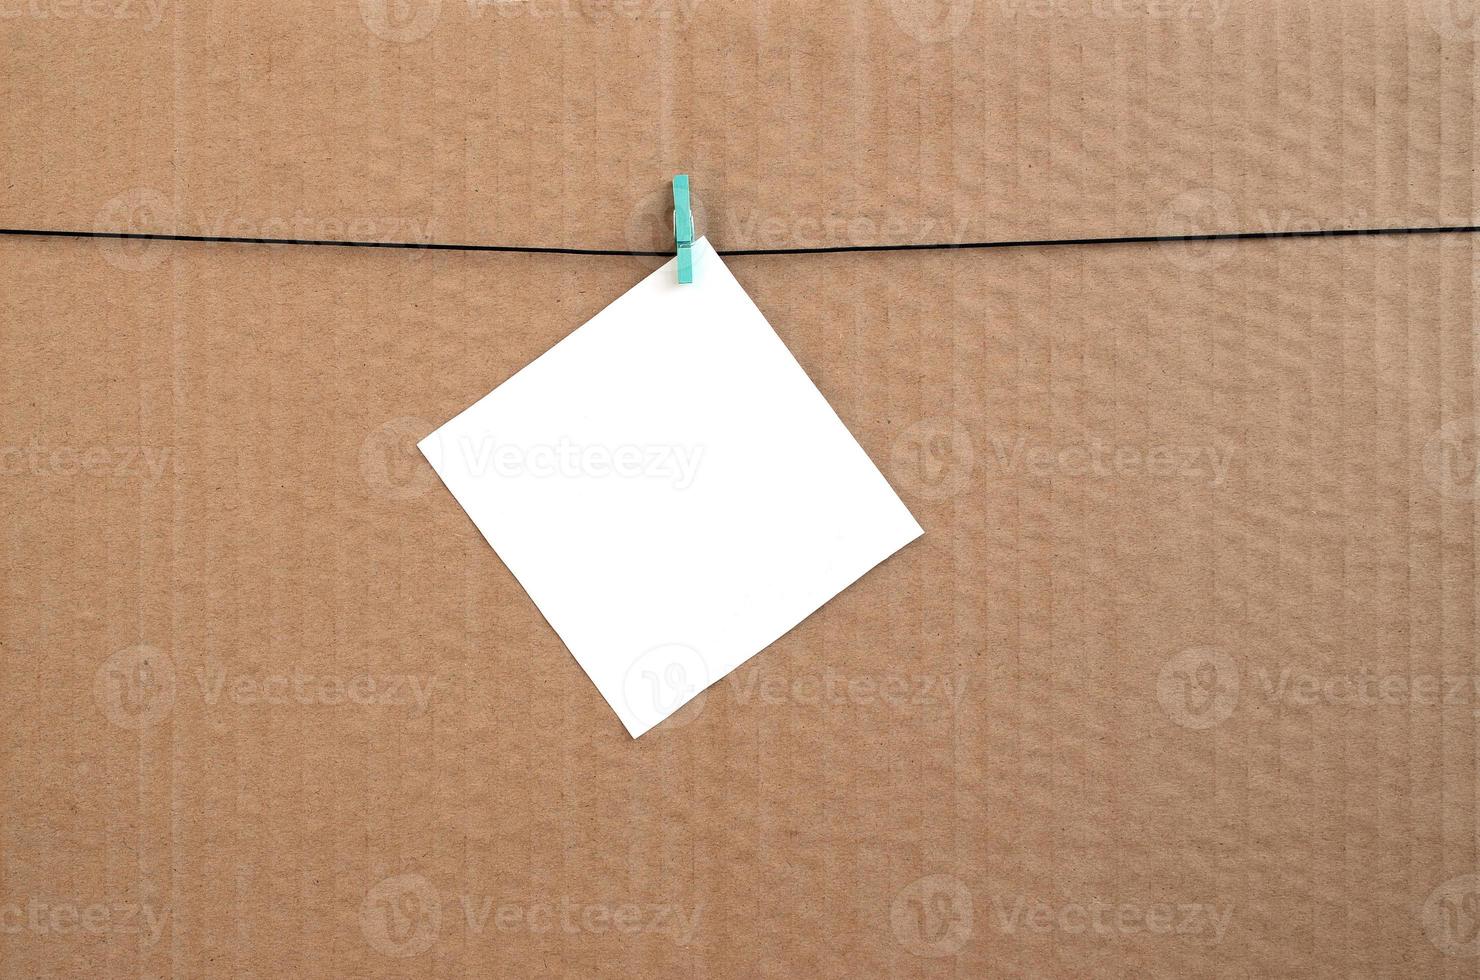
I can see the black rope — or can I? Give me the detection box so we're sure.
[1,223,1478,255]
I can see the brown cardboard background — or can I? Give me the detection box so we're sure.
[2,0,1478,976]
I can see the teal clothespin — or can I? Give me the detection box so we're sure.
[673,174,694,284]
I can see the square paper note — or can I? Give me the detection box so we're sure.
[420,237,922,736]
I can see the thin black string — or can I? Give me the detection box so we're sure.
[1,223,1478,255]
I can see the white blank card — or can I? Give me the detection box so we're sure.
[420,238,922,737]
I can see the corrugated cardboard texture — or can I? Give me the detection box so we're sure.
[3,1,1478,976]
